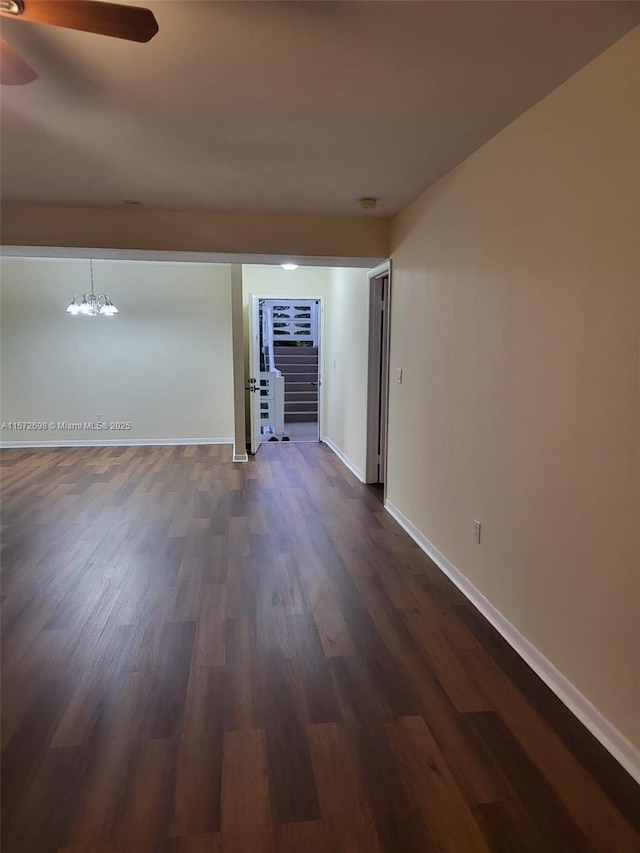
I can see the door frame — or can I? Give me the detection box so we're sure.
[248,294,263,455]
[247,293,325,451]
[365,261,391,485]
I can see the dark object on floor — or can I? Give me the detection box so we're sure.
[268,436,279,442]
[282,435,290,441]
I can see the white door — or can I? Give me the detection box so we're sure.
[248,295,262,455]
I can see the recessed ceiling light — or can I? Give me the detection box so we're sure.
[123,199,142,205]
[281,263,298,271]
[359,197,377,210]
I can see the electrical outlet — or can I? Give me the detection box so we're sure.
[395,367,403,384]
[473,520,481,544]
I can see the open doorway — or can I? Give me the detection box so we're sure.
[365,262,391,486]
[249,295,322,450]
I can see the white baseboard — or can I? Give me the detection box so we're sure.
[0,437,234,449]
[233,451,249,463]
[384,499,640,784]
[322,436,365,482]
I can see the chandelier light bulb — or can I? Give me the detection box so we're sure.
[65,260,119,318]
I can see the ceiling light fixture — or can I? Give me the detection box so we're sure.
[0,1,24,16]
[281,263,299,271]
[66,259,119,317]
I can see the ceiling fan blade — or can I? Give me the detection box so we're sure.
[6,1,159,43]
[0,37,38,84]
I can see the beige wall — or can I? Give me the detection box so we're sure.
[1,204,388,263]
[324,267,371,477]
[0,258,234,443]
[242,265,333,311]
[389,28,640,747]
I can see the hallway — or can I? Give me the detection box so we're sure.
[1,443,638,852]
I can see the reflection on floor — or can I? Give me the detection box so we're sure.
[283,421,319,442]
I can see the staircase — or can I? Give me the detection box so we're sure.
[273,346,319,423]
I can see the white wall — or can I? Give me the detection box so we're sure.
[388,28,640,753]
[324,267,370,479]
[0,258,234,443]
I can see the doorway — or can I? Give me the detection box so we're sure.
[248,295,322,453]
[365,262,391,485]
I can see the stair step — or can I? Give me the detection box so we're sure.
[274,346,318,355]
[281,372,318,382]
[286,413,318,423]
[275,359,318,368]
[273,344,319,423]
[286,395,317,404]
[286,402,318,414]
[278,364,317,372]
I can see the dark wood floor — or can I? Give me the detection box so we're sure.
[1,443,638,852]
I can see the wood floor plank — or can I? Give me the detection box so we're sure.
[476,800,547,853]
[1,677,75,839]
[273,820,333,853]
[285,613,342,725]
[388,714,490,852]
[1,443,637,853]
[169,665,224,837]
[335,570,509,806]
[221,729,273,853]
[65,671,149,847]
[463,648,640,852]
[116,737,175,852]
[143,620,196,740]
[465,711,594,852]
[51,672,110,749]
[225,554,256,619]
[191,582,227,668]
[260,657,322,825]
[223,615,262,732]
[328,656,434,853]
[168,834,222,853]
[308,721,385,853]
[401,605,492,712]
[299,560,355,658]
[2,742,87,853]
[457,601,640,831]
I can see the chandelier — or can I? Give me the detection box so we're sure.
[66,260,119,317]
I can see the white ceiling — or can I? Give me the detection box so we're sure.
[1,1,638,219]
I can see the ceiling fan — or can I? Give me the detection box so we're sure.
[0,0,158,85]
